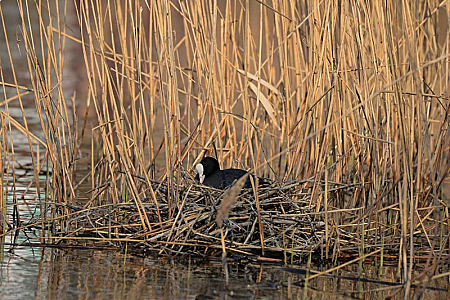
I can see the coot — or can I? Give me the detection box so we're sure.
[194,157,254,189]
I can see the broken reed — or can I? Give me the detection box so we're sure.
[1,0,449,279]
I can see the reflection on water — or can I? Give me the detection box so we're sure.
[1,247,299,300]
[1,245,449,300]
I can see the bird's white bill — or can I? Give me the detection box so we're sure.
[196,163,205,183]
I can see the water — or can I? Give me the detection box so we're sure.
[1,247,298,299]
[1,244,449,299]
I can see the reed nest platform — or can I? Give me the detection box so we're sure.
[49,174,446,261]
[54,178,320,258]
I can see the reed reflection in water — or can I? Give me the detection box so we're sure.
[1,247,449,299]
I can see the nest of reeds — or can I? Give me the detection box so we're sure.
[54,172,368,260]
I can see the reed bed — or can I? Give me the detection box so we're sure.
[1,0,450,295]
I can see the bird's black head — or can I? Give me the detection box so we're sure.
[199,157,220,176]
[195,156,221,183]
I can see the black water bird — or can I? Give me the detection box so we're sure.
[194,156,255,189]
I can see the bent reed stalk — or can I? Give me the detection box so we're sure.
[0,0,449,294]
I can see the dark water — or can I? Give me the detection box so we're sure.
[1,247,298,300]
[2,244,450,299]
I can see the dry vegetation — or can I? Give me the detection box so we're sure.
[1,0,450,293]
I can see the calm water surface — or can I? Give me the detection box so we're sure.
[0,243,310,299]
[2,246,302,299]
[1,244,450,299]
